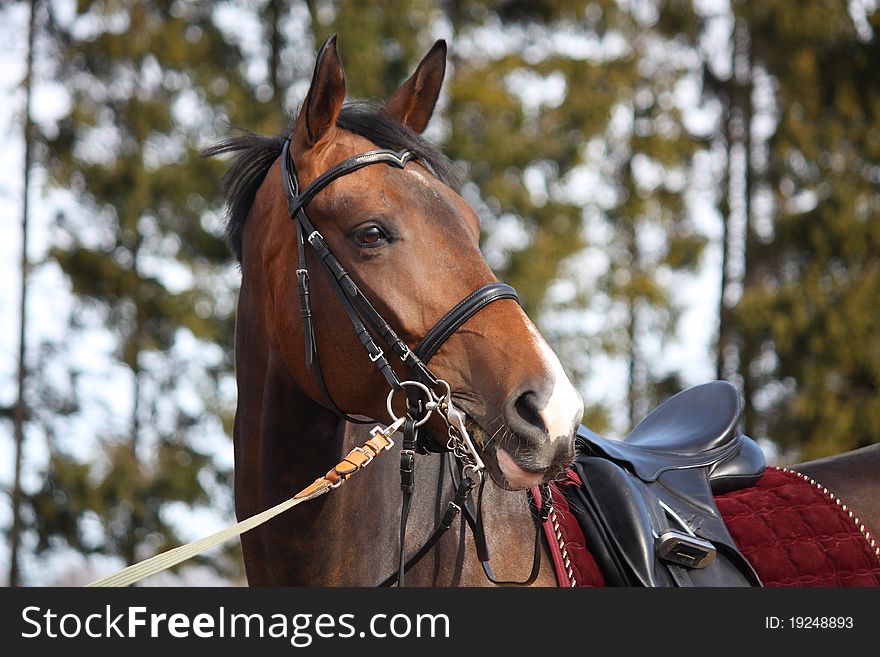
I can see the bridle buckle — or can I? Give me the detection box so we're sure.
[350,446,374,468]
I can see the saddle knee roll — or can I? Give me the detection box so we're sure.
[708,435,766,495]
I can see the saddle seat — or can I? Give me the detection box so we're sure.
[577,380,765,493]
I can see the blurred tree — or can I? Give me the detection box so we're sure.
[595,0,708,425]
[16,0,876,585]
[443,1,708,428]
[733,2,880,459]
[8,0,40,588]
[23,0,264,583]
[308,0,439,100]
[699,8,753,397]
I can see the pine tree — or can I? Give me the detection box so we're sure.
[733,2,880,459]
[441,1,708,429]
[309,0,439,100]
[595,0,708,425]
[7,0,40,588]
[24,0,263,583]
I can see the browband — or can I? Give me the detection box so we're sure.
[285,145,415,218]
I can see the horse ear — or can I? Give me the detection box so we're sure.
[294,34,346,148]
[383,40,446,133]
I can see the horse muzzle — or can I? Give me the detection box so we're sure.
[469,415,578,491]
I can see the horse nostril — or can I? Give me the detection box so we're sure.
[512,390,547,435]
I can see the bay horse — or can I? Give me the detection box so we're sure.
[207,35,880,586]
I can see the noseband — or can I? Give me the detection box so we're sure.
[280,138,518,430]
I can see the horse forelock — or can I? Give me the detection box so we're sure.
[203,102,458,264]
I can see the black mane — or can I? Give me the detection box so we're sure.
[202,102,456,262]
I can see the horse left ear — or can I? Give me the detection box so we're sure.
[294,33,346,149]
[383,40,447,133]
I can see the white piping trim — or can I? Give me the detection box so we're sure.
[549,506,577,587]
[775,466,880,563]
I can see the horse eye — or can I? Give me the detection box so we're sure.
[354,224,388,247]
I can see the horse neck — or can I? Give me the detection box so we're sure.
[298,424,556,587]
[237,349,553,586]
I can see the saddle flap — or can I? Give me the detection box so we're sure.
[564,456,762,587]
[569,457,671,586]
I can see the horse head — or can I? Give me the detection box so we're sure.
[256,35,583,490]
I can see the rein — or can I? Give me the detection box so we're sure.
[86,417,403,587]
[281,138,545,586]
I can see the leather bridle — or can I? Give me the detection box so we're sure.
[281,138,518,427]
[281,138,548,586]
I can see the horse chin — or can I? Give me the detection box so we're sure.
[468,422,570,492]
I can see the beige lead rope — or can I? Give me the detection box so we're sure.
[85,418,403,587]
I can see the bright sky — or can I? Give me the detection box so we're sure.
[0,1,729,585]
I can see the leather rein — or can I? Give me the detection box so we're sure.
[280,139,550,586]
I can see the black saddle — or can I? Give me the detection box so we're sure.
[565,380,765,587]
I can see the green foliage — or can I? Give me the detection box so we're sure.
[444,1,708,426]
[25,0,259,583]
[733,0,880,458]
[313,0,438,100]
[29,439,213,562]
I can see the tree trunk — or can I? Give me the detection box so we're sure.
[716,112,732,382]
[716,15,753,438]
[734,17,754,436]
[266,0,281,103]
[9,0,39,588]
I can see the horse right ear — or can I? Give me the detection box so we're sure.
[294,34,346,149]
[383,40,447,133]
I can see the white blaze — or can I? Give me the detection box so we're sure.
[526,319,583,442]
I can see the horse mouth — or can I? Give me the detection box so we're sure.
[465,416,574,491]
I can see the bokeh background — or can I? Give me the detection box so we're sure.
[1,0,878,586]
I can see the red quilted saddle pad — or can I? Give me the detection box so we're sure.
[541,466,880,587]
